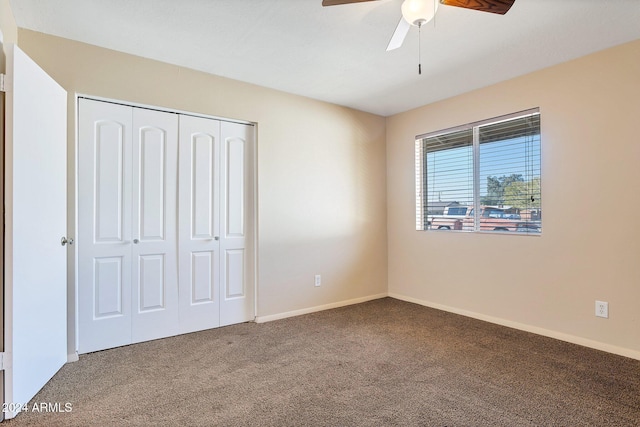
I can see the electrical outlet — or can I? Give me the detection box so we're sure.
[595,300,608,318]
[314,274,321,287]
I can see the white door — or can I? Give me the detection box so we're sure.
[78,100,254,352]
[78,99,133,353]
[78,100,179,353]
[219,121,255,326]
[131,108,179,342]
[4,44,67,418]
[178,115,221,334]
[178,118,255,330]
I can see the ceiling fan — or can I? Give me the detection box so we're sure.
[322,0,515,51]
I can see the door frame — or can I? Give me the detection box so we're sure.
[72,94,259,354]
[0,36,6,423]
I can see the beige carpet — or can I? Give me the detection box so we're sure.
[5,298,640,426]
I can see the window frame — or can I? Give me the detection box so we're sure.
[415,108,541,235]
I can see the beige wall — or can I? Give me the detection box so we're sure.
[387,39,640,358]
[16,29,388,354]
[0,0,17,45]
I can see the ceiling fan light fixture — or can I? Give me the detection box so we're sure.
[401,0,439,26]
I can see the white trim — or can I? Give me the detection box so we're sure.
[472,125,480,231]
[73,92,80,357]
[67,352,79,363]
[255,293,388,323]
[416,108,540,140]
[389,292,640,361]
[252,124,260,322]
[76,93,254,126]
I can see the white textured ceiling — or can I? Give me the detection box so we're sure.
[9,0,640,116]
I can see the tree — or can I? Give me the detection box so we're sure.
[482,176,503,205]
[504,177,541,210]
[480,174,524,206]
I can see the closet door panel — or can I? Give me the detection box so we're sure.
[138,254,166,311]
[138,127,167,240]
[94,256,125,317]
[225,137,245,237]
[131,108,179,343]
[191,251,216,303]
[225,249,245,299]
[220,121,255,326]
[78,99,133,354]
[178,115,221,334]
[95,121,126,241]
[192,134,216,238]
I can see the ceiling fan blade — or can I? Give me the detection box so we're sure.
[386,18,411,51]
[440,0,515,15]
[322,0,378,6]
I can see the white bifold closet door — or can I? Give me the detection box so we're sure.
[218,120,255,326]
[178,116,255,332]
[177,115,221,333]
[78,99,254,354]
[131,108,179,343]
[78,99,179,353]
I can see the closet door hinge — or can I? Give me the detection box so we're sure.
[0,352,11,371]
[0,73,5,92]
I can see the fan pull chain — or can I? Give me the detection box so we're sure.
[418,0,438,75]
[418,22,422,75]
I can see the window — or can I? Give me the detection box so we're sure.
[446,207,468,216]
[415,109,541,234]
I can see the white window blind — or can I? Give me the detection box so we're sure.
[415,109,541,234]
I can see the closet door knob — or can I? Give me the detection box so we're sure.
[133,239,139,244]
[214,236,219,241]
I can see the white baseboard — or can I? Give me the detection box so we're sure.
[67,352,79,363]
[389,292,640,361]
[255,293,388,323]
